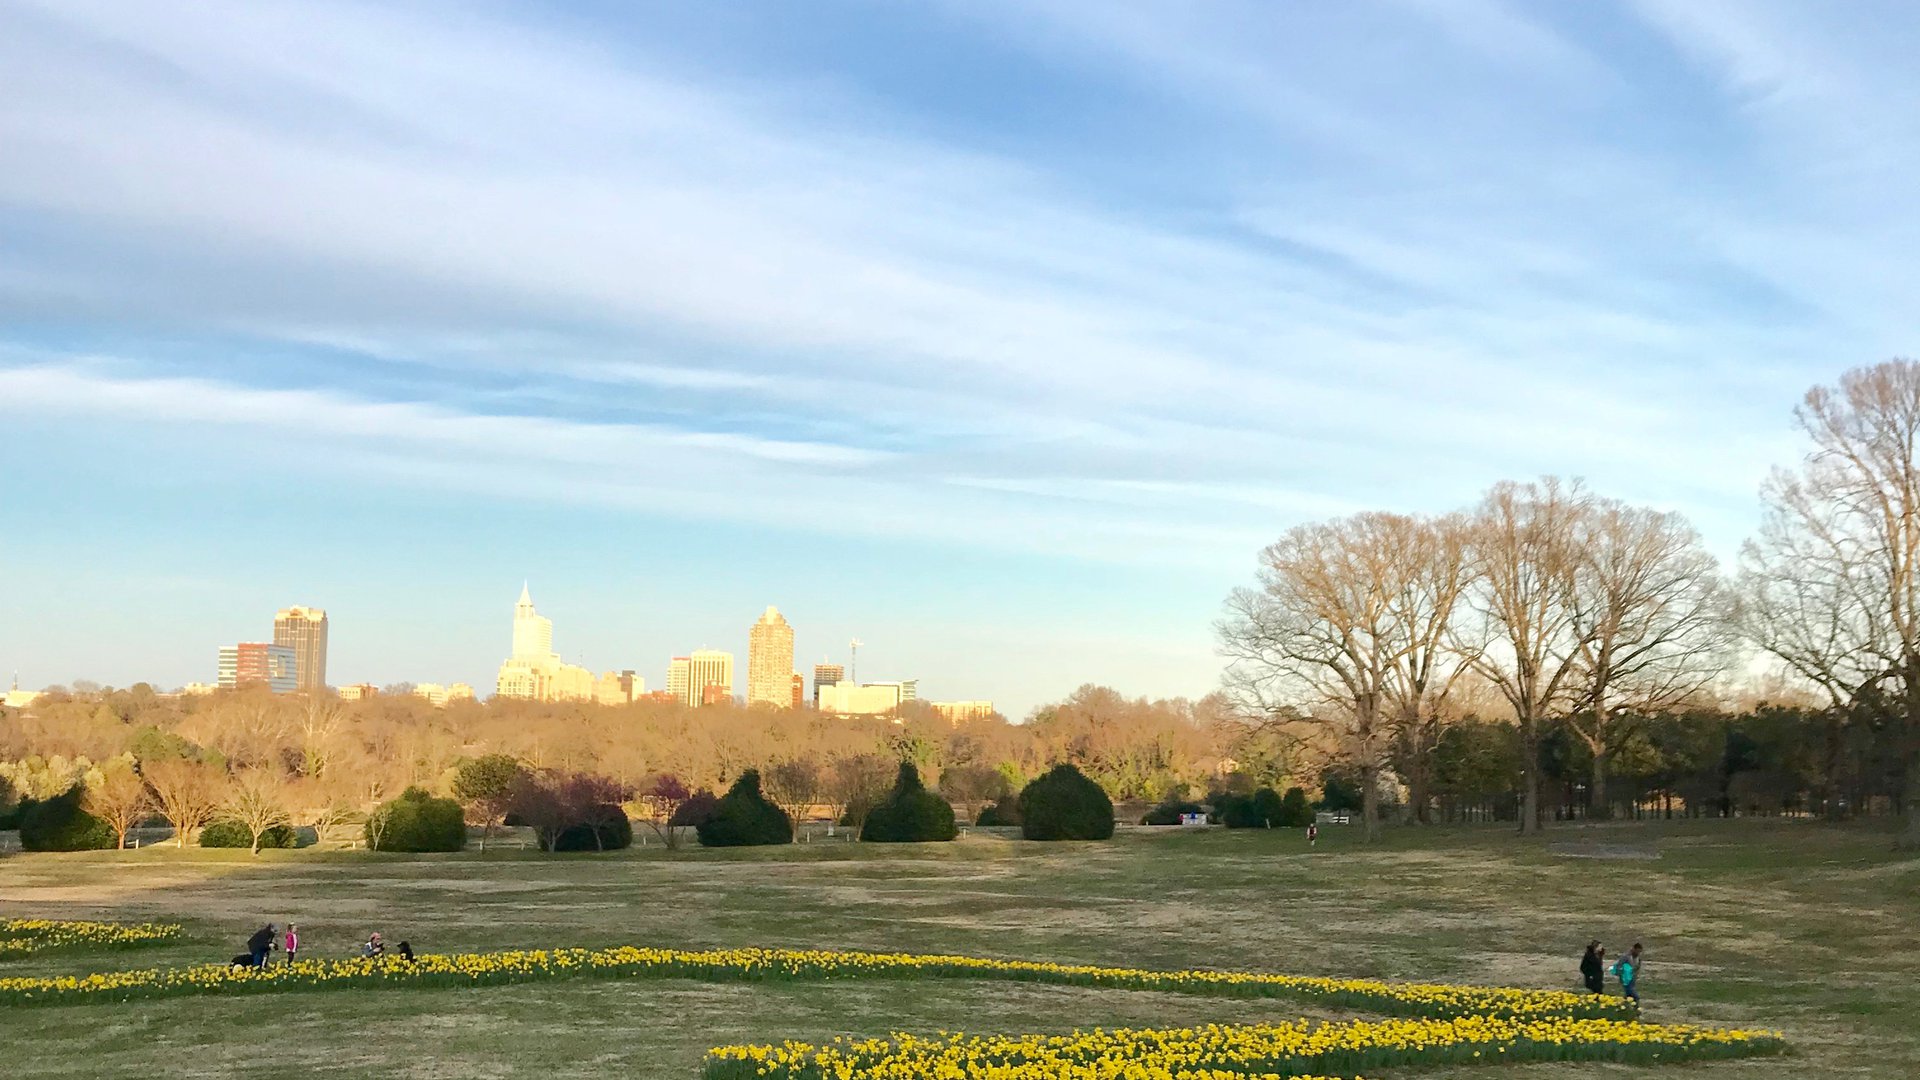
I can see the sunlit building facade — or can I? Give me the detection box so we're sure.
[218,642,298,693]
[746,606,795,708]
[494,584,593,701]
[273,606,329,691]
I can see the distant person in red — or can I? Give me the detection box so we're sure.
[1306,822,1319,847]
[283,924,299,967]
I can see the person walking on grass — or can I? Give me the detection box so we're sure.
[1614,943,1642,1003]
[246,923,277,968]
[1580,941,1606,995]
[1306,822,1318,848]
[283,924,299,967]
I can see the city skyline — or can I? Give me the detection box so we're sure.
[142,588,971,713]
[4,4,1919,719]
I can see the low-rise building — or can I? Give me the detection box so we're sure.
[816,681,903,716]
[413,682,477,707]
[336,683,378,701]
[594,670,643,706]
[218,642,298,693]
[931,700,996,723]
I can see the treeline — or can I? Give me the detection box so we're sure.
[1221,358,1920,841]
[0,683,1264,849]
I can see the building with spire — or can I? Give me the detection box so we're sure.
[746,605,795,708]
[494,584,593,701]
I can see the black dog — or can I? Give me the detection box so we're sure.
[229,953,257,968]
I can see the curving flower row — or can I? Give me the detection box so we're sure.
[0,943,1636,1019]
[702,1016,1787,1080]
[0,919,182,959]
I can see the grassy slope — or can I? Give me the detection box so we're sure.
[1,819,1914,1079]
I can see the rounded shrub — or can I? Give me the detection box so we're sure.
[198,820,298,849]
[19,788,118,851]
[696,770,792,847]
[1279,786,1314,827]
[860,762,957,843]
[366,786,467,852]
[974,797,1020,827]
[548,806,634,852]
[1141,799,1205,825]
[1215,787,1287,828]
[1017,764,1114,841]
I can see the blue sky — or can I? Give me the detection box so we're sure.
[2,1,1917,717]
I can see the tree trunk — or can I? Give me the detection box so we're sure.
[1520,721,1541,834]
[1590,749,1611,821]
[1901,661,1920,845]
[1361,760,1381,841]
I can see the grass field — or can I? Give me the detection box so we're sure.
[2,819,1914,1079]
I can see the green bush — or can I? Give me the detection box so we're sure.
[365,787,467,852]
[696,770,792,847]
[1141,799,1205,825]
[1279,786,1314,827]
[1018,764,1114,841]
[19,788,117,851]
[549,806,634,852]
[974,797,1020,826]
[860,763,957,843]
[1216,787,1286,828]
[198,819,298,849]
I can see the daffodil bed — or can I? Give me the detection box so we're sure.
[0,929,1785,1078]
[0,918,182,958]
[702,1016,1786,1079]
[0,943,1634,1018]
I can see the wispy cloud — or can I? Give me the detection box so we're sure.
[0,0,1908,564]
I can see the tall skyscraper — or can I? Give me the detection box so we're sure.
[746,606,795,708]
[667,657,691,706]
[218,642,297,693]
[273,606,329,691]
[495,584,592,701]
[812,662,844,706]
[686,649,733,707]
[511,582,553,659]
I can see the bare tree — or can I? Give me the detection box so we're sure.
[294,693,343,779]
[84,758,154,849]
[1462,478,1593,834]
[224,767,293,855]
[1741,359,1920,843]
[823,753,893,829]
[289,771,358,847]
[1567,500,1731,817]
[636,773,694,849]
[144,757,223,847]
[1381,513,1478,824]
[764,758,823,836]
[1220,512,1419,841]
[566,773,634,851]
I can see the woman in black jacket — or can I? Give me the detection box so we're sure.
[1580,941,1606,995]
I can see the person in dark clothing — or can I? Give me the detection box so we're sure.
[397,941,415,964]
[246,923,277,968]
[1580,940,1606,994]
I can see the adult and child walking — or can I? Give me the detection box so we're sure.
[1581,940,1643,1001]
[235,923,412,967]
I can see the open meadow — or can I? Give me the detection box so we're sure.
[2,819,1915,1079]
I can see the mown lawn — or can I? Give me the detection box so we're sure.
[2,819,1914,1079]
